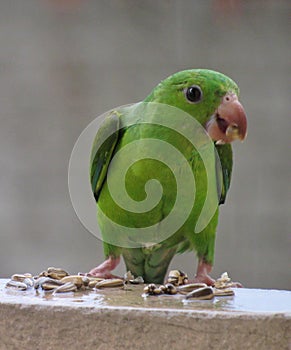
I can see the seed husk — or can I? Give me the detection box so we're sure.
[185,286,214,300]
[129,276,144,284]
[214,272,233,289]
[38,271,48,278]
[95,278,124,288]
[34,277,50,289]
[41,283,59,291]
[88,280,101,288]
[143,283,157,295]
[177,283,207,294]
[124,271,134,282]
[47,267,69,280]
[60,275,84,289]
[10,274,34,288]
[11,273,32,282]
[87,276,105,288]
[162,283,177,295]
[6,280,28,290]
[143,283,165,295]
[167,270,188,286]
[53,282,77,293]
[34,277,63,290]
[23,277,34,288]
[214,288,235,297]
[153,287,164,295]
[81,276,90,287]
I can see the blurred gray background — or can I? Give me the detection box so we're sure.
[0,0,290,289]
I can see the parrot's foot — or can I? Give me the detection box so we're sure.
[191,261,244,287]
[88,256,121,279]
[192,260,215,286]
[192,274,216,286]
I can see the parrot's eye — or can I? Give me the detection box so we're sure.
[185,85,203,103]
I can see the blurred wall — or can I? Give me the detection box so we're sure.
[0,0,290,289]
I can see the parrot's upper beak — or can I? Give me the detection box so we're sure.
[206,92,247,144]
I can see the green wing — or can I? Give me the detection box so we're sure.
[215,143,233,205]
[90,112,120,201]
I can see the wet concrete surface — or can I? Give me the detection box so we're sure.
[0,279,290,349]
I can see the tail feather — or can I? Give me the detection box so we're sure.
[122,246,177,284]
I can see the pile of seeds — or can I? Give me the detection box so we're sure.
[143,270,235,300]
[5,267,235,300]
[5,267,142,294]
[214,271,234,289]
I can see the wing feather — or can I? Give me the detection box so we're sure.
[90,112,120,200]
[215,143,233,205]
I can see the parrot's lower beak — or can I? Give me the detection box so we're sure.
[206,92,247,144]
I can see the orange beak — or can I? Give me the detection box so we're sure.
[207,92,247,144]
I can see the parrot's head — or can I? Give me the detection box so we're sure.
[145,69,247,144]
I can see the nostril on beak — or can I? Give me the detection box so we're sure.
[223,93,237,104]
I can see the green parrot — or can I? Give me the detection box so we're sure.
[88,69,247,285]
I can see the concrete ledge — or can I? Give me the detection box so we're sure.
[0,280,290,350]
